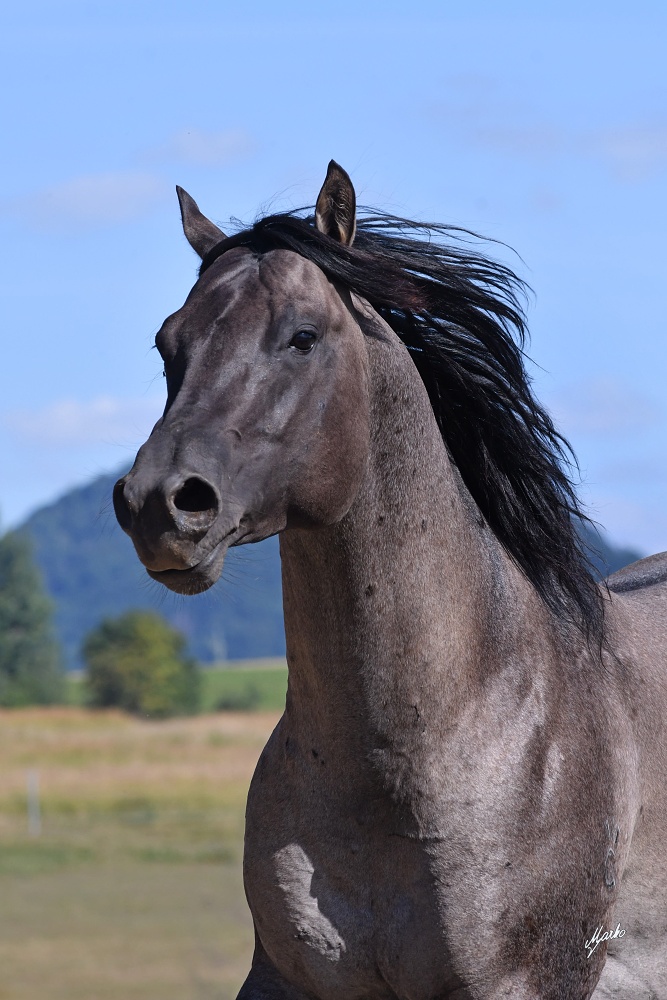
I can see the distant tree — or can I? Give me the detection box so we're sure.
[83,610,200,717]
[0,530,64,706]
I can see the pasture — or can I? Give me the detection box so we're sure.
[64,659,288,713]
[0,697,283,999]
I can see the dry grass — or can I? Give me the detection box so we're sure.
[0,707,280,1000]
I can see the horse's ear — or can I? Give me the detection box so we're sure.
[315,161,356,246]
[176,186,227,259]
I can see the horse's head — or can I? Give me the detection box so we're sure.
[114,163,371,594]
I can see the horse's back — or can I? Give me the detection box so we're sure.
[606,550,667,733]
[605,551,667,669]
[606,550,667,594]
[596,553,667,998]
[605,550,667,669]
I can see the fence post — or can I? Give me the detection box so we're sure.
[27,769,41,838]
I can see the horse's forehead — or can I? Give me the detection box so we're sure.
[162,248,339,347]
[257,249,334,300]
[205,247,333,302]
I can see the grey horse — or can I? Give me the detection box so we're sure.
[114,162,667,999]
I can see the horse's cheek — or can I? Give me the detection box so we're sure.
[288,385,370,527]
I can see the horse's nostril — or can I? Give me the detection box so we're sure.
[173,477,219,515]
[113,479,133,531]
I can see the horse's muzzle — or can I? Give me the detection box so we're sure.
[113,471,232,588]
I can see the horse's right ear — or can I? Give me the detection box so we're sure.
[176,186,226,259]
[315,161,356,245]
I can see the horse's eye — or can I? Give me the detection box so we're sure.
[289,329,317,353]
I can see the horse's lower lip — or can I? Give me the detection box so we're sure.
[147,540,226,595]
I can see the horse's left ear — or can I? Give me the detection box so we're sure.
[176,186,227,259]
[315,161,356,246]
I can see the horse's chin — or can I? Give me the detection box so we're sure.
[146,544,226,595]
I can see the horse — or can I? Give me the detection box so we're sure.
[113,161,667,999]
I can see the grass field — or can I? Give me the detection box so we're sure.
[0,702,282,1000]
[199,660,287,712]
[64,659,288,714]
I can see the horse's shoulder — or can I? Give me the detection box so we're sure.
[605,551,667,594]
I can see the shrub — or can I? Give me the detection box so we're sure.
[82,611,199,717]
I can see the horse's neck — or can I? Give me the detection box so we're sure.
[279,321,535,754]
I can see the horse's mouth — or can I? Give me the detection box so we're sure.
[147,539,228,595]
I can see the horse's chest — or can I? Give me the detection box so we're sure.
[243,811,459,1000]
[246,842,460,1000]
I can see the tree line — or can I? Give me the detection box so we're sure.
[0,520,643,714]
[0,530,198,716]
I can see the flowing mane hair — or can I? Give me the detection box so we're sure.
[199,210,606,649]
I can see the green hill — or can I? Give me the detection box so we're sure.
[18,469,642,671]
[20,469,285,669]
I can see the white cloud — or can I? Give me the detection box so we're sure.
[468,122,667,181]
[2,129,254,232]
[590,125,667,181]
[548,377,661,436]
[432,78,667,182]
[6,171,169,230]
[147,127,255,167]
[4,395,164,447]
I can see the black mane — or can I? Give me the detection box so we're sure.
[200,210,605,648]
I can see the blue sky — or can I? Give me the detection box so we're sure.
[2,1,666,552]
